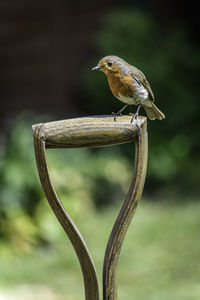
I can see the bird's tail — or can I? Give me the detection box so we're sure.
[143,103,165,120]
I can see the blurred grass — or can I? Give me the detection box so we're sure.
[0,199,200,300]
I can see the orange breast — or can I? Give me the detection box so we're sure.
[107,72,136,99]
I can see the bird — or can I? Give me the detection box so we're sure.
[92,55,165,122]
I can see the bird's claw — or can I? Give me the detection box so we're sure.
[130,114,140,135]
[111,112,117,121]
[111,111,122,122]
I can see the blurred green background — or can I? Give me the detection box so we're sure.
[0,1,199,299]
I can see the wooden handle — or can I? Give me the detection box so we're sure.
[32,115,146,149]
[32,115,148,300]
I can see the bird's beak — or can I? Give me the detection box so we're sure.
[92,65,103,71]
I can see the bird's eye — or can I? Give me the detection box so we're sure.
[107,62,113,67]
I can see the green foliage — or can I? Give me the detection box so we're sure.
[0,115,132,251]
[81,8,200,193]
[0,116,41,251]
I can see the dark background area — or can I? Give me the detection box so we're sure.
[0,0,199,122]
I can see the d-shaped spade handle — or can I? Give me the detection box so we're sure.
[32,115,148,300]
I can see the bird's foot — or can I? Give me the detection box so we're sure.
[131,104,142,123]
[111,111,122,122]
[130,113,140,135]
[112,104,129,122]
[130,113,138,123]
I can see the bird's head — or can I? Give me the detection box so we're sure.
[92,55,129,76]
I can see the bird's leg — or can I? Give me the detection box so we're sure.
[112,104,128,121]
[131,104,142,123]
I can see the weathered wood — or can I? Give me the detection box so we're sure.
[32,115,148,300]
[32,115,146,149]
[33,123,99,300]
[103,120,148,300]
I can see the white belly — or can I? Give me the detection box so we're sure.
[117,78,149,105]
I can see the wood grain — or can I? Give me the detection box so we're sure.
[32,115,148,300]
[103,120,148,300]
[33,123,99,300]
[32,115,146,149]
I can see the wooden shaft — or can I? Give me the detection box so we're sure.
[103,121,148,300]
[33,124,99,300]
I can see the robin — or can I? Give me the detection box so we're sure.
[92,55,165,122]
